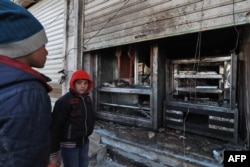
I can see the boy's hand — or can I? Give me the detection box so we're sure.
[49,154,61,167]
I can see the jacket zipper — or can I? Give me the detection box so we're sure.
[67,124,72,139]
[81,96,88,135]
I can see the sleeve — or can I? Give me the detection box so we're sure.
[86,96,95,136]
[50,97,69,155]
[0,81,52,166]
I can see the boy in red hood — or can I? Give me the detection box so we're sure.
[49,70,95,167]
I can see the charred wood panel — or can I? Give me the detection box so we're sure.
[165,102,238,142]
[208,119,234,129]
[96,111,152,128]
[93,43,163,130]
[166,104,235,118]
[166,120,235,138]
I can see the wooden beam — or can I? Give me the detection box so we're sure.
[13,0,38,8]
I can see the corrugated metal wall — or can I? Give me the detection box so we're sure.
[83,0,250,51]
[29,0,65,106]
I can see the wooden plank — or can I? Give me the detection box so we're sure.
[166,114,183,121]
[98,87,151,94]
[99,102,150,110]
[165,105,238,142]
[85,0,110,11]
[230,53,237,109]
[84,0,244,27]
[83,0,249,51]
[165,120,183,128]
[84,0,245,33]
[165,111,183,122]
[171,56,231,63]
[84,2,249,42]
[165,103,236,115]
[175,87,223,93]
[84,12,249,51]
[84,0,200,33]
[185,123,234,138]
[95,111,152,128]
[84,13,247,47]
[208,119,234,129]
[85,0,169,21]
[174,74,222,79]
[165,121,234,139]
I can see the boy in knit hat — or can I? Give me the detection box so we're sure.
[50,70,95,167]
[0,0,52,166]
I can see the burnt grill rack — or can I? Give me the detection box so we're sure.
[165,54,238,143]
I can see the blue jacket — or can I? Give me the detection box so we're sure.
[0,56,52,167]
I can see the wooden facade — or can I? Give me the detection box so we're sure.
[20,0,250,144]
[78,0,250,143]
[83,0,250,51]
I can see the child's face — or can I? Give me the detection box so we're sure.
[29,45,48,68]
[15,45,48,68]
[74,79,89,94]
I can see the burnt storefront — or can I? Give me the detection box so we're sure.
[163,28,239,142]
[85,26,242,142]
[62,0,250,146]
[90,42,165,130]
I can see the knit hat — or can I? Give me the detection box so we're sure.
[70,70,93,93]
[0,0,48,58]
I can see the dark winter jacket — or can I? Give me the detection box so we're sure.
[0,56,52,167]
[50,70,95,155]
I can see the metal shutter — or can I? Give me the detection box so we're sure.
[29,0,64,106]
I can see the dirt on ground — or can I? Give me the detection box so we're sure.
[95,120,247,164]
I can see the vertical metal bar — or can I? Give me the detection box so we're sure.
[230,53,237,109]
